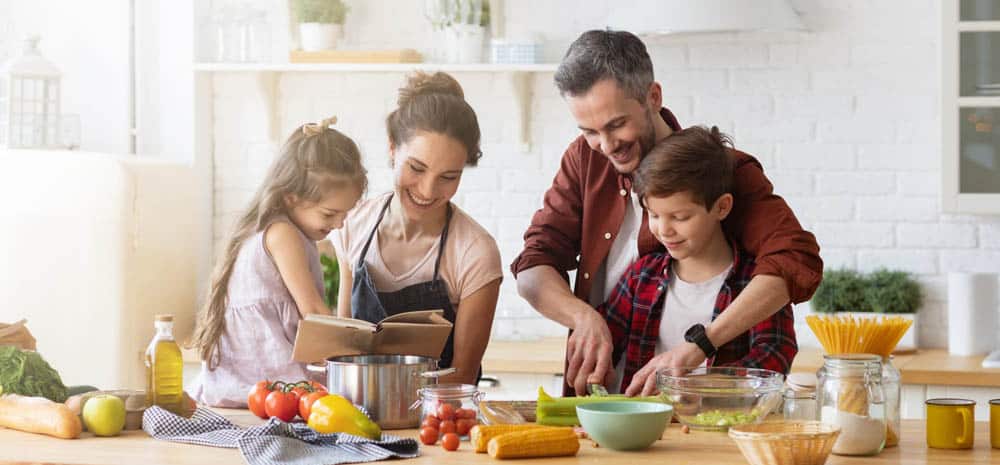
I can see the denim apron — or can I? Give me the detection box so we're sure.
[350,194,459,371]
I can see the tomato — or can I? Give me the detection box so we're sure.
[419,426,439,445]
[421,414,440,429]
[299,390,327,421]
[248,381,273,419]
[441,432,460,451]
[264,390,300,422]
[436,403,456,421]
[439,420,456,435]
[457,408,477,420]
[456,418,474,436]
[308,381,327,392]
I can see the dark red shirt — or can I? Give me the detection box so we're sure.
[510,107,823,304]
[599,242,798,392]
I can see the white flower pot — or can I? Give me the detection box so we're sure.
[299,23,341,51]
[443,24,485,63]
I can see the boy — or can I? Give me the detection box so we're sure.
[601,126,797,396]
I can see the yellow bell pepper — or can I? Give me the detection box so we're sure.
[306,394,381,439]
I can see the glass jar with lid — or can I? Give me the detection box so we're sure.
[415,383,483,438]
[817,354,886,456]
[881,355,901,447]
[783,372,818,421]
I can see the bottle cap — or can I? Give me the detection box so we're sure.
[155,314,174,322]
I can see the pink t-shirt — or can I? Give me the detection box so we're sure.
[332,192,503,306]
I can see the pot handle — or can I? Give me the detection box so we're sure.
[417,367,457,378]
[306,362,327,373]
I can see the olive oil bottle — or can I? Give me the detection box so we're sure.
[145,314,184,415]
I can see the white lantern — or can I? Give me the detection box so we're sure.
[0,35,61,149]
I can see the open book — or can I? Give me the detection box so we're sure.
[291,310,453,364]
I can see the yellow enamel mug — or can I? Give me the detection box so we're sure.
[926,398,975,449]
[991,399,1000,448]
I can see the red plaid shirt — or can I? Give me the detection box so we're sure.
[599,241,797,392]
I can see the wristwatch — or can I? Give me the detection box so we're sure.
[684,324,717,358]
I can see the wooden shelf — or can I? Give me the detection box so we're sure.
[193,62,559,73]
[194,61,553,151]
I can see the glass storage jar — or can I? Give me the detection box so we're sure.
[817,354,886,456]
[783,372,818,421]
[882,355,901,447]
[783,387,818,421]
[416,383,483,438]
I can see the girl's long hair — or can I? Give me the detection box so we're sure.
[189,118,367,369]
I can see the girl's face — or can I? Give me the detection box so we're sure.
[391,131,467,222]
[645,191,733,261]
[285,183,362,241]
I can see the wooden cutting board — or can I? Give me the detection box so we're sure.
[289,49,423,63]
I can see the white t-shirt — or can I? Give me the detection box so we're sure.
[590,192,642,393]
[331,192,503,306]
[655,263,732,354]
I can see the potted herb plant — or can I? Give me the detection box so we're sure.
[291,0,349,52]
[811,268,923,351]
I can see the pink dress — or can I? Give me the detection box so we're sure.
[188,217,325,407]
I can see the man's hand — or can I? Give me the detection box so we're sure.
[565,305,614,395]
[624,342,707,397]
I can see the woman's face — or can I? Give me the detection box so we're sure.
[392,131,467,222]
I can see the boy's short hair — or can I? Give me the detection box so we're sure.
[634,125,735,209]
[554,29,654,102]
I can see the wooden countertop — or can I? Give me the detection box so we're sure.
[185,336,1000,386]
[481,338,1000,387]
[0,409,997,464]
[790,348,1000,387]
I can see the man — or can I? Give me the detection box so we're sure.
[510,30,821,395]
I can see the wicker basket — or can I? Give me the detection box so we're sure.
[728,421,840,465]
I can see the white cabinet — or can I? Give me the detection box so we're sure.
[942,0,1000,213]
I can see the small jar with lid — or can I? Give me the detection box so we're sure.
[416,384,483,437]
[881,355,901,447]
[817,354,886,456]
[783,372,818,421]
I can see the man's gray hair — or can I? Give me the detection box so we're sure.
[554,29,654,102]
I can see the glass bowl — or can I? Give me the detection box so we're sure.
[656,367,784,431]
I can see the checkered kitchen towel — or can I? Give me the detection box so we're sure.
[143,406,420,465]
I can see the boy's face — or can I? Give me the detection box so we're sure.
[645,191,734,261]
[565,79,659,174]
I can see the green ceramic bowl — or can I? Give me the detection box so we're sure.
[576,401,673,451]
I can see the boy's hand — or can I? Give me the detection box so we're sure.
[624,343,707,397]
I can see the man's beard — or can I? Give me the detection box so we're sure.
[637,108,659,159]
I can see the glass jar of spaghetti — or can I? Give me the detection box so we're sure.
[817,354,886,456]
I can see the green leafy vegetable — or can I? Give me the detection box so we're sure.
[687,409,760,427]
[0,346,68,402]
[320,253,340,307]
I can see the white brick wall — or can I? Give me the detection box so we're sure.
[208,0,1000,347]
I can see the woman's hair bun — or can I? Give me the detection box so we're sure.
[397,71,465,107]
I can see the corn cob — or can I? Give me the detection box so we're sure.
[536,387,664,426]
[487,427,580,459]
[470,424,556,453]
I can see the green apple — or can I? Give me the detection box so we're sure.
[82,394,126,437]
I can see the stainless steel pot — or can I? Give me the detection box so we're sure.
[310,354,455,429]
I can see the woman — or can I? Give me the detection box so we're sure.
[332,71,502,384]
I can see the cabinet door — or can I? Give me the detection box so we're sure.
[957,107,1000,193]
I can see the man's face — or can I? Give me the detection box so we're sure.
[566,79,658,174]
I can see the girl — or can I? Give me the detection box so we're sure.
[188,117,367,407]
[332,72,502,385]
